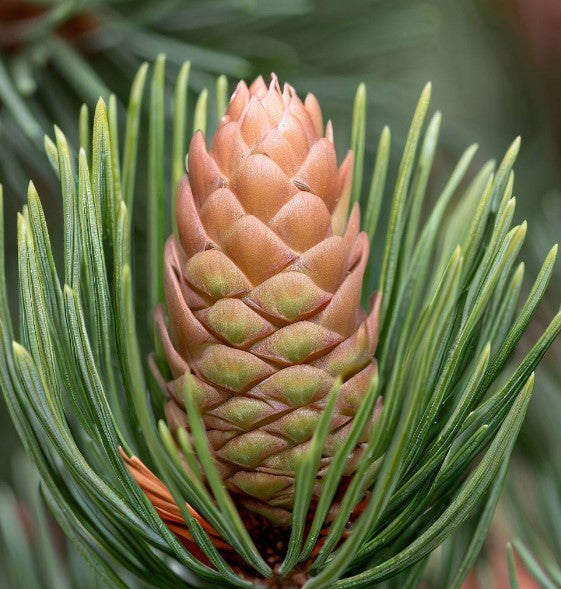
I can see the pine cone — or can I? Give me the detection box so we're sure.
[156,75,380,526]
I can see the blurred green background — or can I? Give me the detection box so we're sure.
[0,0,560,586]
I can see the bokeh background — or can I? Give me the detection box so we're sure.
[0,1,560,586]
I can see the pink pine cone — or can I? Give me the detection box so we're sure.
[156,74,380,526]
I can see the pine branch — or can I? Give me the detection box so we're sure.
[0,59,559,588]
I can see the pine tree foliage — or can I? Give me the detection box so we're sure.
[0,59,560,588]
[0,0,437,200]
[502,191,561,589]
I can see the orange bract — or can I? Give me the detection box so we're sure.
[121,450,233,566]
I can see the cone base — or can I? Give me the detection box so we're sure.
[122,449,371,585]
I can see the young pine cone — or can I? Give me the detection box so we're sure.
[156,75,380,526]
